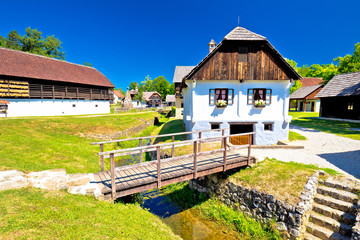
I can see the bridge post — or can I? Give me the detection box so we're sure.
[248,134,252,165]
[193,140,197,179]
[221,129,225,148]
[156,146,161,188]
[223,136,227,171]
[198,132,202,153]
[139,138,143,163]
[100,144,104,172]
[110,153,116,200]
[171,135,175,158]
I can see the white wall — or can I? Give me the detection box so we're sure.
[1,99,110,117]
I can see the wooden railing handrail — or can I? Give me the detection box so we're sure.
[90,128,228,145]
[98,132,255,156]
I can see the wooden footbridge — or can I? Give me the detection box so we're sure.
[91,129,255,200]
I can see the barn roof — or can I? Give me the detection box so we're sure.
[300,77,323,87]
[142,91,161,101]
[0,47,114,88]
[173,66,195,83]
[316,71,360,98]
[165,95,175,102]
[184,26,301,81]
[290,85,323,99]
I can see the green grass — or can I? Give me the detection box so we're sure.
[0,188,180,240]
[229,158,338,205]
[162,182,283,240]
[0,112,159,173]
[289,112,360,140]
[289,131,307,141]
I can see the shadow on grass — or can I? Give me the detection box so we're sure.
[154,119,187,144]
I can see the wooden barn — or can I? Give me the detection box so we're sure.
[316,71,360,120]
[0,47,114,117]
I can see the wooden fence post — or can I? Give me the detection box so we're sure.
[248,134,252,165]
[156,146,161,188]
[221,129,225,148]
[100,144,104,172]
[223,136,227,172]
[171,135,175,158]
[198,132,202,153]
[110,153,116,200]
[193,140,198,179]
[139,138,143,163]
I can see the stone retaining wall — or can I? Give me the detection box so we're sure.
[353,209,360,240]
[0,169,101,198]
[189,171,319,239]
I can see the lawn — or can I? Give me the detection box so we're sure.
[0,112,160,173]
[288,131,307,141]
[289,112,360,140]
[0,188,180,240]
[229,158,337,205]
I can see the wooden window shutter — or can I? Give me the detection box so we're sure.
[266,89,272,104]
[209,89,215,105]
[247,89,253,104]
[228,89,234,105]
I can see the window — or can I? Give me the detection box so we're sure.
[211,123,220,130]
[264,123,273,131]
[239,47,248,62]
[181,103,184,108]
[348,102,354,111]
[95,104,98,108]
[72,104,76,107]
[209,88,234,105]
[247,89,271,105]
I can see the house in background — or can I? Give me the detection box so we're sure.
[0,47,114,117]
[112,90,124,104]
[142,91,162,107]
[316,71,360,120]
[175,26,300,145]
[173,66,193,118]
[290,78,323,112]
[165,94,175,106]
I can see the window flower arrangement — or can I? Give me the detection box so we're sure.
[216,100,227,108]
[0,110,7,114]
[254,100,266,108]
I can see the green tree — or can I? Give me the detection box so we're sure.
[129,82,138,90]
[0,35,6,47]
[290,80,302,94]
[152,76,170,99]
[83,62,93,67]
[6,30,22,50]
[335,42,360,74]
[43,35,65,59]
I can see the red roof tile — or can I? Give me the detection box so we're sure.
[299,77,323,87]
[113,90,124,98]
[0,47,114,88]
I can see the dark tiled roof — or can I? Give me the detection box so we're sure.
[224,26,266,41]
[316,71,360,98]
[0,47,114,88]
[290,85,323,99]
[300,77,323,87]
[173,66,195,83]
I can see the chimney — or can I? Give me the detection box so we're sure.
[208,39,216,53]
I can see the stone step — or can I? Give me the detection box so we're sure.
[306,222,351,240]
[323,178,360,193]
[314,194,358,214]
[312,202,356,225]
[304,231,323,240]
[310,212,353,235]
[317,185,359,204]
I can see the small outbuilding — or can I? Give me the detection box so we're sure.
[165,95,175,106]
[316,71,360,120]
[142,92,162,107]
[290,84,323,112]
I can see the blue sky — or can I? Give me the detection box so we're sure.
[0,0,359,89]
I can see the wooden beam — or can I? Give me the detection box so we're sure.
[100,144,104,171]
[248,134,252,165]
[156,146,161,188]
[198,132,202,153]
[110,153,116,201]
[193,140,198,179]
[139,138,143,163]
[223,137,227,171]
[171,135,175,158]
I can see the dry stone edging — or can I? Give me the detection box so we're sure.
[0,169,102,198]
[189,171,319,239]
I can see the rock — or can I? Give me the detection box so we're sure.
[0,170,29,190]
[277,222,287,232]
[68,173,92,186]
[289,228,300,237]
[266,194,276,203]
[28,169,68,190]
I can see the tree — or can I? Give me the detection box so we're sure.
[43,35,65,59]
[152,76,170,99]
[129,82,138,90]
[290,80,302,94]
[83,62,93,67]
[335,42,360,74]
[0,35,6,47]
[6,30,21,50]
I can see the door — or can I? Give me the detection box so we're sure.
[229,124,253,145]
[299,102,304,111]
[311,102,315,112]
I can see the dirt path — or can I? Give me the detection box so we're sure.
[244,125,360,179]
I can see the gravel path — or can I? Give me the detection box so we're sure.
[241,125,360,179]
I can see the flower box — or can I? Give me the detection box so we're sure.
[216,105,226,108]
[216,100,227,108]
[254,100,266,108]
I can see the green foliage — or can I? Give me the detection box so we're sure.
[335,42,360,74]
[83,62,93,67]
[0,188,179,240]
[129,81,138,90]
[288,131,307,141]
[0,27,65,60]
[290,80,302,94]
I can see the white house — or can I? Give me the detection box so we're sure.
[0,47,114,117]
[174,27,301,145]
[112,90,124,104]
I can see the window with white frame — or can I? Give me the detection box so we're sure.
[209,88,234,105]
[247,88,272,105]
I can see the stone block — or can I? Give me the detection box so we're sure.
[0,170,29,190]
[28,169,68,190]
[68,173,92,186]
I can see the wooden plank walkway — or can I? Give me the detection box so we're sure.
[93,149,255,200]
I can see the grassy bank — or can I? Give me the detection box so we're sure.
[162,182,283,240]
[0,188,180,240]
[289,131,307,141]
[0,112,159,173]
[289,112,360,140]
[229,158,338,205]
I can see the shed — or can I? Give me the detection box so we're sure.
[290,85,323,112]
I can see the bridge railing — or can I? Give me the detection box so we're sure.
[91,128,228,171]
[93,130,255,200]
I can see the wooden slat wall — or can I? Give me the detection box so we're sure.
[191,41,292,81]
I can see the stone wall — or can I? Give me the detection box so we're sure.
[353,209,360,240]
[0,169,101,198]
[189,171,319,239]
